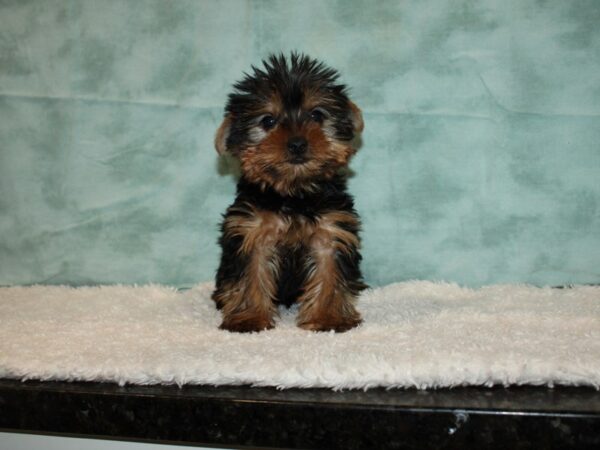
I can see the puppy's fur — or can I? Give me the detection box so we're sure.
[213,53,366,332]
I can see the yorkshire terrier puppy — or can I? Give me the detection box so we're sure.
[213,53,366,332]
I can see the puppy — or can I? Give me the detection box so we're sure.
[213,53,366,332]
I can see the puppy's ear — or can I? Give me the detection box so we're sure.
[215,114,232,155]
[348,101,364,134]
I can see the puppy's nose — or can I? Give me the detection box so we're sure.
[287,136,308,156]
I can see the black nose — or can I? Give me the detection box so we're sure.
[287,136,308,156]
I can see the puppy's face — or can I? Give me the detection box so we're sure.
[215,53,363,195]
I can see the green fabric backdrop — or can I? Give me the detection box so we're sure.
[1,0,599,287]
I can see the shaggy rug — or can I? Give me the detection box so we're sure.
[0,281,599,390]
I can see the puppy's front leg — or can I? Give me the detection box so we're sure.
[213,207,286,332]
[297,212,364,332]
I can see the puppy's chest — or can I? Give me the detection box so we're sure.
[258,208,320,247]
[240,201,357,252]
[231,181,357,247]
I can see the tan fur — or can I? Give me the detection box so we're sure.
[301,88,328,111]
[348,101,364,133]
[296,212,362,332]
[215,115,232,155]
[217,209,290,331]
[239,124,356,197]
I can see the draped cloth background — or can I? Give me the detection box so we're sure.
[1,0,599,288]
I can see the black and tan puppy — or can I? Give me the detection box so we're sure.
[213,53,366,332]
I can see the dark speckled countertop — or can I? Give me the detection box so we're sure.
[1,379,600,449]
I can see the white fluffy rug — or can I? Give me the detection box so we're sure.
[1,281,599,390]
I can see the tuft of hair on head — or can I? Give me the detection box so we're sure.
[241,52,343,94]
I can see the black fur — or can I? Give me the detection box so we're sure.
[235,175,355,219]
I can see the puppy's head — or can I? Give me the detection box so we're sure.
[215,53,363,195]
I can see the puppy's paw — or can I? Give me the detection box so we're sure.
[298,315,362,333]
[220,314,274,333]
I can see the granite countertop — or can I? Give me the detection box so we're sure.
[1,379,599,449]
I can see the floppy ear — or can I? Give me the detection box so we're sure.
[348,100,364,134]
[215,114,232,155]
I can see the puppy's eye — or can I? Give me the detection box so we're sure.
[310,108,326,123]
[260,115,277,130]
